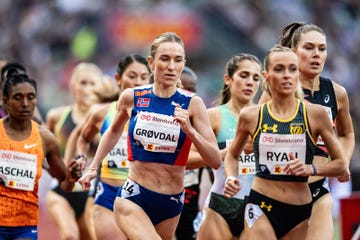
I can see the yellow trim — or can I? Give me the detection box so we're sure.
[54,106,72,137]
[266,99,300,123]
[303,102,317,146]
[252,104,264,141]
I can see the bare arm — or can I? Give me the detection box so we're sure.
[176,96,221,170]
[76,104,108,157]
[78,89,133,190]
[223,106,258,198]
[40,126,81,192]
[285,104,347,177]
[63,125,82,166]
[186,107,221,169]
[333,83,355,167]
[63,105,105,169]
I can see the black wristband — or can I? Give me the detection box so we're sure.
[311,164,317,176]
[75,154,87,162]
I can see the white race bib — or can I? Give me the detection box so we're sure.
[0,150,37,191]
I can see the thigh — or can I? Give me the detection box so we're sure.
[46,191,79,237]
[155,214,181,240]
[197,207,233,240]
[308,193,334,240]
[281,219,308,240]
[94,205,126,240]
[244,204,277,240]
[114,197,162,240]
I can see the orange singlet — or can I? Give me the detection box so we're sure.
[0,119,44,226]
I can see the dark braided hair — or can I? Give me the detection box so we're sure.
[2,62,37,98]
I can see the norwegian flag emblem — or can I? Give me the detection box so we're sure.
[137,98,150,107]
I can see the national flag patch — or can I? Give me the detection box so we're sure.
[137,98,150,107]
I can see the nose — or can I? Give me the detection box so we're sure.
[246,77,255,86]
[134,77,143,86]
[21,97,30,107]
[167,59,175,70]
[312,48,320,57]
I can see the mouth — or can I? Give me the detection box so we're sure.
[310,62,320,67]
[282,82,293,88]
[19,111,32,117]
[243,89,253,95]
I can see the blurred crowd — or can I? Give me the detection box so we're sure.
[1,0,359,173]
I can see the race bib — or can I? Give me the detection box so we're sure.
[259,133,306,175]
[0,150,37,191]
[134,111,180,153]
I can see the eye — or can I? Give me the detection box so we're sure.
[160,56,170,62]
[253,75,260,82]
[274,66,282,72]
[127,74,137,80]
[28,94,36,100]
[14,95,22,100]
[239,72,249,79]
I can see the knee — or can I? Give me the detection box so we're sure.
[60,230,79,240]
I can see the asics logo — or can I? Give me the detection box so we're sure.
[24,143,37,149]
[324,94,330,104]
[312,188,320,198]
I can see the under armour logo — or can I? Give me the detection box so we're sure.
[260,201,272,212]
[262,124,278,133]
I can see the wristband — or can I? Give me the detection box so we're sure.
[89,167,98,171]
[75,154,87,162]
[226,176,237,183]
[311,164,317,176]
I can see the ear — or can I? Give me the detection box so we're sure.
[147,56,154,71]
[262,70,268,80]
[115,73,121,87]
[224,74,231,85]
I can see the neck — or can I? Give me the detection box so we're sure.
[152,83,176,98]
[5,117,31,131]
[268,96,298,118]
[227,98,252,117]
[300,74,320,94]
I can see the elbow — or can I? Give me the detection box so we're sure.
[211,153,221,170]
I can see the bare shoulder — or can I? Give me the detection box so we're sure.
[118,88,134,108]
[38,124,59,152]
[87,103,110,123]
[304,101,329,121]
[46,105,71,123]
[189,95,204,106]
[332,81,349,108]
[207,106,222,133]
[207,106,221,121]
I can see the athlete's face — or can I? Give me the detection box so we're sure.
[225,59,261,105]
[264,51,299,97]
[294,31,327,79]
[148,42,186,88]
[72,69,100,109]
[4,82,36,121]
[180,73,197,93]
[116,61,150,92]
